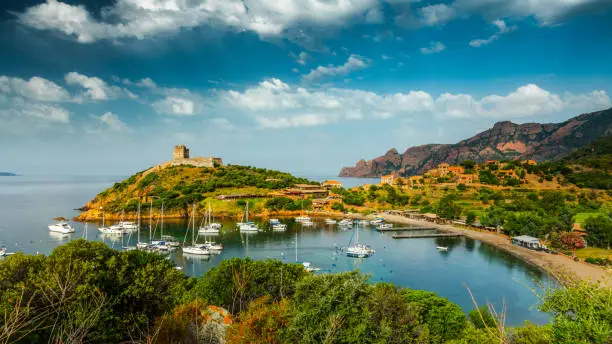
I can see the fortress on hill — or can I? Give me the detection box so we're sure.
[170,145,223,168]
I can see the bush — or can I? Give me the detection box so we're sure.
[584,257,612,266]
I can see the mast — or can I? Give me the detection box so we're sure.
[149,199,153,244]
[161,202,164,238]
[137,202,141,243]
[192,204,196,244]
[246,202,249,222]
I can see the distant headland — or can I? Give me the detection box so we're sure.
[0,172,17,176]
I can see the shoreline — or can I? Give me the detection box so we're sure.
[379,214,612,287]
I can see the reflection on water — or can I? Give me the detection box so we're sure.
[0,175,554,326]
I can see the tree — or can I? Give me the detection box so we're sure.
[504,212,545,237]
[468,306,496,329]
[460,160,476,170]
[465,211,477,226]
[402,289,467,342]
[436,195,462,220]
[584,215,612,248]
[550,232,585,250]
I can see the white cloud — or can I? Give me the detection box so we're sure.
[0,75,70,102]
[20,103,70,123]
[17,0,381,43]
[217,78,610,128]
[153,96,196,115]
[290,52,309,65]
[469,19,517,47]
[302,55,369,82]
[65,72,119,101]
[381,54,392,60]
[419,4,456,26]
[98,112,129,131]
[420,41,446,54]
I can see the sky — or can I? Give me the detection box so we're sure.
[1,0,612,176]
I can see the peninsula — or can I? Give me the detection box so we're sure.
[0,172,17,176]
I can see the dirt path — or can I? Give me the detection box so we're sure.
[380,214,612,287]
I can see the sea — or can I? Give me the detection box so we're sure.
[0,174,554,326]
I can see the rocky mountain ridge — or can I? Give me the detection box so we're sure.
[339,108,612,178]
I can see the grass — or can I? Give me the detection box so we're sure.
[575,247,612,260]
[574,212,606,225]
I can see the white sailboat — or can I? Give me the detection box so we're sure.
[152,202,179,250]
[346,226,375,258]
[183,204,211,256]
[237,202,259,232]
[199,201,221,234]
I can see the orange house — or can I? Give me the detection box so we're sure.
[456,174,478,184]
[448,166,465,174]
[321,180,343,190]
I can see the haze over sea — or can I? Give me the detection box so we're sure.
[0,174,553,326]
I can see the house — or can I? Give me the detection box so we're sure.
[380,174,395,185]
[312,195,343,210]
[511,235,543,250]
[447,166,465,175]
[283,184,328,197]
[455,174,478,184]
[521,160,537,166]
[321,180,343,190]
[498,169,519,179]
[408,175,423,186]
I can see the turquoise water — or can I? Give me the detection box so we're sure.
[0,175,553,326]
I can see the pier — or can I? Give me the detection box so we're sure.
[392,232,464,239]
[376,226,437,232]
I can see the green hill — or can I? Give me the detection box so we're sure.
[77,164,316,220]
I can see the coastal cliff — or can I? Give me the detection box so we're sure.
[339,107,612,177]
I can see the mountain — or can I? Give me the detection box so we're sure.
[339,107,612,178]
[0,172,17,176]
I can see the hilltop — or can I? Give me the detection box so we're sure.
[339,107,612,178]
[76,164,319,221]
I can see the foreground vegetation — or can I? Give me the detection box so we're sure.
[1,240,610,343]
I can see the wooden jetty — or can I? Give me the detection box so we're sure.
[376,226,436,232]
[392,232,464,239]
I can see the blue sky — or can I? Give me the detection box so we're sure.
[1,0,611,176]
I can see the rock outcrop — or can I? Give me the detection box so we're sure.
[339,107,612,178]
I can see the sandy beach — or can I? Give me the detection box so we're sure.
[380,214,612,287]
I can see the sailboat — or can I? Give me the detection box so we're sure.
[237,202,258,232]
[199,201,222,234]
[183,204,211,255]
[123,203,141,251]
[345,226,375,258]
[152,202,179,250]
[98,209,126,235]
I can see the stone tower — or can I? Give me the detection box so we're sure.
[174,145,189,160]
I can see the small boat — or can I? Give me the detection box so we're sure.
[369,218,384,225]
[118,221,138,230]
[302,262,321,273]
[295,216,311,222]
[136,242,150,250]
[436,246,448,251]
[324,218,337,225]
[377,223,393,230]
[199,225,220,234]
[354,220,368,226]
[161,235,181,248]
[346,226,375,258]
[183,204,212,256]
[204,241,223,251]
[48,222,75,234]
[237,203,259,232]
[199,202,222,234]
[269,218,281,224]
[0,248,6,257]
[100,224,127,235]
[272,223,287,231]
[301,220,314,227]
[338,219,353,226]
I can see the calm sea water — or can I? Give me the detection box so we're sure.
[0,175,553,326]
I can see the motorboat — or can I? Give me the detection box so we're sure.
[377,223,393,230]
[325,218,337,225]
[239,222,259,232]
[338,219,353,226]
[269,218,281,224]
[301,220,314,227]
[354,220,368,226]
[272,223,287,231]
[199,225,220,235]
[295,216,311,222]
[0,248,6,257]
[99,225,127,235]
[118,221,139,230]
[161,235,180,247]
[436,246,448,251]
[136,242,150,250]
[302,262,321,272]
[48,222,75,234]
[369,218,384,225]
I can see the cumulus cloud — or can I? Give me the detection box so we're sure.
[469,19,517,47]
[20,103,70,123]
[65,72,121,101]
[302,55,369,82]
[17,0,380,43]
[420,41,446,54]
[98,112,129,131]
[418,4,456,26]
[153,96,196,115]
[0,75,70,102]
[364,7,384,23]
[0,99,71,124]
[217,78,610,128]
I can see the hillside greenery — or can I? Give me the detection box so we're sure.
[0,240,609,343]
[87,164,316,216]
